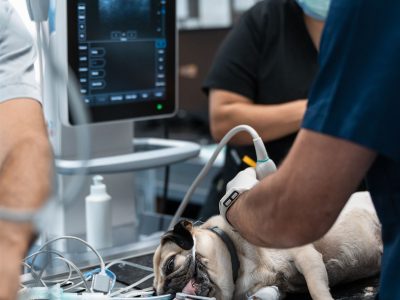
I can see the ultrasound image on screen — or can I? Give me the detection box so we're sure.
[85,0,162,41]
[99,0,150,22]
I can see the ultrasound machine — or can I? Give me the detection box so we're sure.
[26,0,200,260]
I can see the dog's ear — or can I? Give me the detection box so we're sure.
[161,220,194,250]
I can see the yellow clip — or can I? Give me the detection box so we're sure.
[242,155,256,167]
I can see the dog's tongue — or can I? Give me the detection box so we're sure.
[182,279,196,295]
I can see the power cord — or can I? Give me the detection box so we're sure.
[168,125,276,229]
[35,236,109,293]
[21,237,171,298]
[24,249,73,287]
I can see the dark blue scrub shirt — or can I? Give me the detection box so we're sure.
[302,0,400,299]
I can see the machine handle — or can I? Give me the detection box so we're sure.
[56,138,201,175]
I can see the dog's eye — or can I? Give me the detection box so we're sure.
[164,255,176,275]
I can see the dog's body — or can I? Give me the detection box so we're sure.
[153,192,382,300]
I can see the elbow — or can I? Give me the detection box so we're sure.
[209,113,251,145]
[209,121,225,143]
[209,108,232,142]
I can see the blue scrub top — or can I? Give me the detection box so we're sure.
[302,0,400,299]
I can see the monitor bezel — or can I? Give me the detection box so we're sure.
[67,0,177,124]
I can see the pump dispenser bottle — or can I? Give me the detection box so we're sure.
[85,175,112,249]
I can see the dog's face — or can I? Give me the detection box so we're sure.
[153,220,234,298]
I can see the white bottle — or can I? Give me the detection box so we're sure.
[85,175,112,249]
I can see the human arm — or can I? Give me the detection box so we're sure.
[226,129,376,248]
[0,99,52,299]
[0,2,52,298]
[209,89,307,145]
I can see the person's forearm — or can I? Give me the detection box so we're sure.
[226,173,323,248]
[0,100,53,214]
[0,133,52,299]
[230,101,306,144]
[0,134,52,212]
[0,134,52,241]
[0,100,52,255]
[226,130,376,248]
[210,92,307,144]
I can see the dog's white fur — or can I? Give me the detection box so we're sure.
[154,192,382,299]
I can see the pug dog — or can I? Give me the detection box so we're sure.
[153,192,382,300]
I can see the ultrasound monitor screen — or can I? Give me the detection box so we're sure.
[68,0,176,123]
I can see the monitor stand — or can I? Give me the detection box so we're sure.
[42,120,199,259]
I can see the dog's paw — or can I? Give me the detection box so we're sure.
[247,286,280,300]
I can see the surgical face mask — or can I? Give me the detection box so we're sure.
[295,0,331,21]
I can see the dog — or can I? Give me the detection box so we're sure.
[153,192,382,300]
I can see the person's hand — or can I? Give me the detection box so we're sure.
[219,168,259,224]
[0,221,34,300]
[226,167,259,191]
